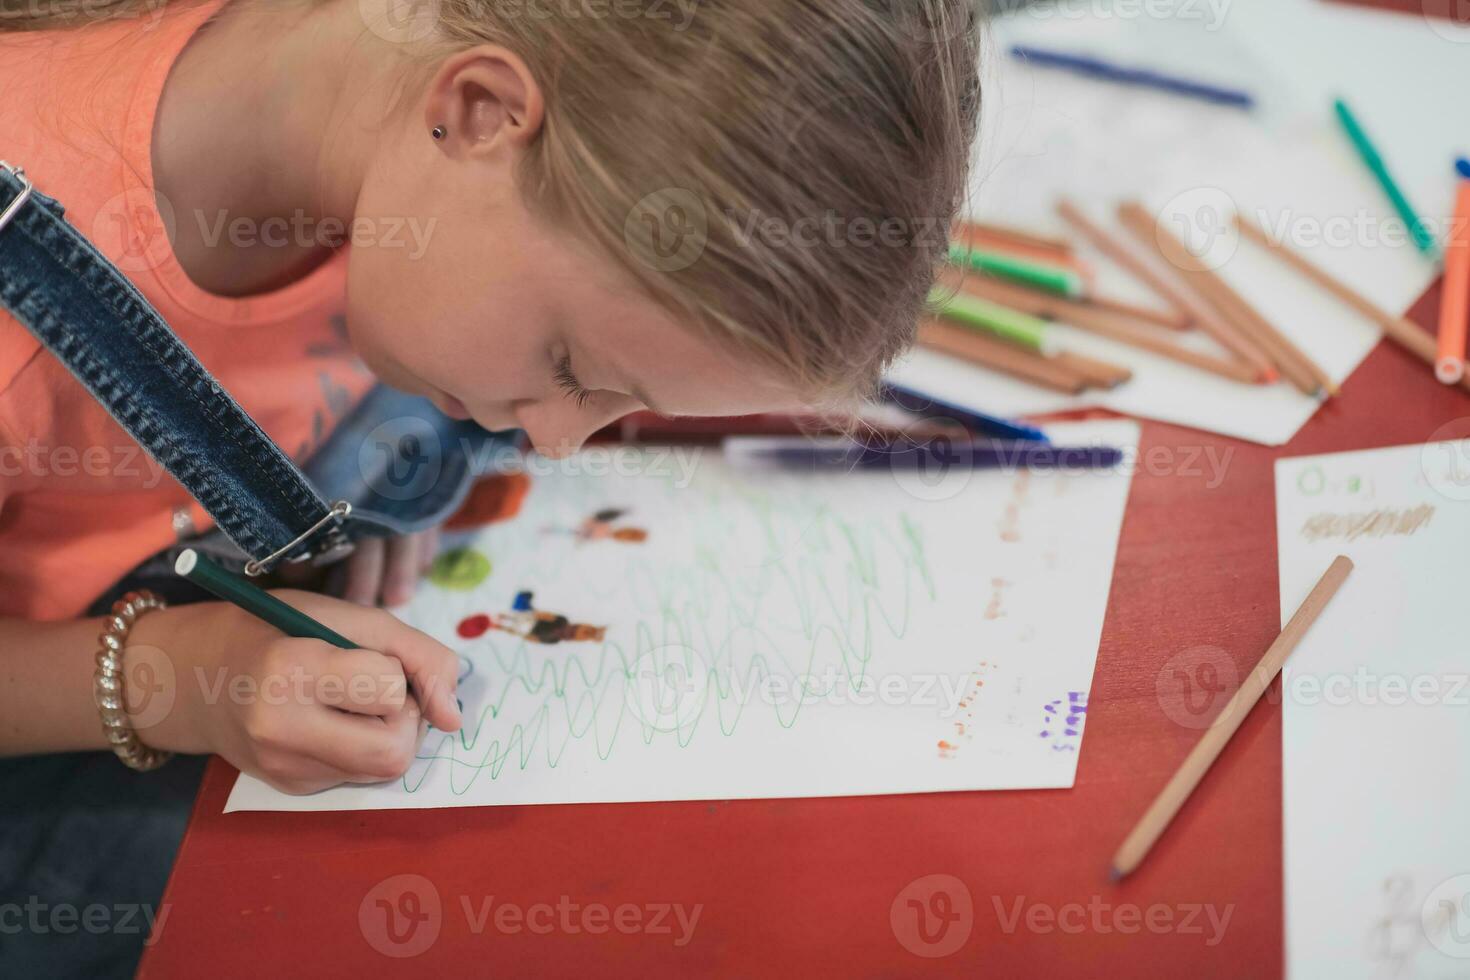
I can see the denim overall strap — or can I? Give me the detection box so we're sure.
[0,162,351,572]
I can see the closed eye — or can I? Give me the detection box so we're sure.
[553,353,593,408]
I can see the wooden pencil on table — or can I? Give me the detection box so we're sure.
[917,319,1089,394]
[931,288,1133,389]
[1060,199,1276,379]
[1110,554,1354,881]
[1117,202,1334,397]
[953,219,1075,259]
[1085,295,1193,332]
[1056,198,1197,329]
[953,274,1260,385]
[1233,213,1470,394]
[1052,350,1133,389]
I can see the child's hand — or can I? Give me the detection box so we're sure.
[129,591,461,795]
[277,528,442,607]
[337,527,441,607]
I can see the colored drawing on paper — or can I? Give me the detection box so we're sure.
[544,507,649,544]
[1038,692,1087,751]
[428,547,492,590]
[938,661,995,759]
[486,590,607,645]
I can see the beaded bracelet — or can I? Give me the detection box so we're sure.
[93,590,173,772]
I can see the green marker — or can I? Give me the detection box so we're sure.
[1333,98,1439,261]
[930,288,1053,353]
[174,548,355,649]
[947,243,1083,297]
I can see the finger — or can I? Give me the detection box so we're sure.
[271,596,463,733]
[381,534,422,608]
[343,537,385,606]
[305,605,461,732]
[275,560,325,591]
[418,527,440,573]
[314,648,409,717]
[323,559,349,599]
[297,696,424,783]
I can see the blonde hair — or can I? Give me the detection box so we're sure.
[4,0,982,406]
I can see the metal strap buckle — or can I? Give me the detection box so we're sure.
[0,161,35,235]
[243,500,354,577]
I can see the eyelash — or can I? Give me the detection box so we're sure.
[553,354,593,408]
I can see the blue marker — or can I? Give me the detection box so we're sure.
[1010,45,1254,110]
[881,383,1048,443]
[729,437,1123,472]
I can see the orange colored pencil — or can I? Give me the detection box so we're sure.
[1118,202,1329,396]
[1234,213,1470,394]
[953,220,1074,258]
[918,319,1090,394]
[1056,198,1198,327]
[1085,295,1193,332]
[1437,179,1470,385]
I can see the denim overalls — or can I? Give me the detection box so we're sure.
[0,161,521,977]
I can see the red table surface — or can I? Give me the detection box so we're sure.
[138,280,1468,978]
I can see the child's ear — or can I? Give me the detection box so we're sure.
[424,45,545,157]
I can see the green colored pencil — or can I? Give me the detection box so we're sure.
[930,288,1053,352]
[1333,98,1439,260]
[947,243,1083,297]
[174,548,355,649]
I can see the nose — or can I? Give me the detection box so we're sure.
[512,397,625,458]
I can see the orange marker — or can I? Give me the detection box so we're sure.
[1437,162,1470,385]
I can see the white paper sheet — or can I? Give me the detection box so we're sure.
[893,0,1466,445]
[226,420,1139,812]
[1276,441,1470,978]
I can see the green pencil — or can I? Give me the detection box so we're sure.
[1333,98,1439,260]
[174,548,355,649]
[930,288,1053,352]
[947,243,1083,297]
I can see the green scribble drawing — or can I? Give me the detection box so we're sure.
[401,461,941,797]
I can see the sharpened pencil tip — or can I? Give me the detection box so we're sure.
[1108,866,1124,883]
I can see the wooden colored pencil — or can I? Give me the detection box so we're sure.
[1059,199,1275,376]
[953,274,1259,385]
[949,244,1085,298]
[932,289,1054,352]
[954,226,1084,272]
[1052,350,1133,389]
[917,319,1089,394]
[953,219,1074,258]
[1056,199,1198,325]
[1085,295,1193,332]
[1437,179,1470,384]
[1234,213,1470,394]
[1110,555,1354,880]
[1118,202,1332,397]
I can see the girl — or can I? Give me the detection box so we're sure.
[0,0,977,969]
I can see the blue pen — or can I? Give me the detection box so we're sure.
[1009,45,1254,110]
[881,383,1049,443]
